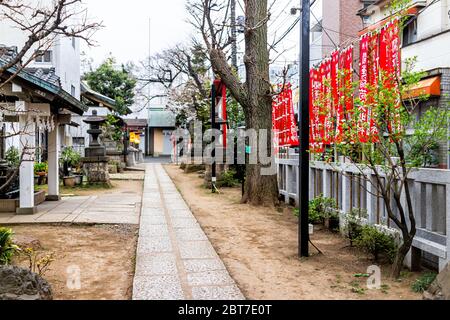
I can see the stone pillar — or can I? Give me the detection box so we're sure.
[47,121,60,201]
[342,172,351,215]
[17,114,36,215]
[323,169,331,198]
[444,183,450,271]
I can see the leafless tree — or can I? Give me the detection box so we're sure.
[188,0,279,206]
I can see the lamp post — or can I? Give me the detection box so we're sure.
[295,0,311,258]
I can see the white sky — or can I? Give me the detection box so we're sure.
[81,0,194,67]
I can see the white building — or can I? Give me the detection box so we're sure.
[0,1,82,153]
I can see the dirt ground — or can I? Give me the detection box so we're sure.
[164,164,422,300]
[11,224,138,300]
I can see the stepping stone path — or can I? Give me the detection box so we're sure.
[133,164,244,300]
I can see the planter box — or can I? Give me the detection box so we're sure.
[0,191,46,213]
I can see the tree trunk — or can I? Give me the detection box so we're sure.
[391,235,413,278]
[239,0,278,206]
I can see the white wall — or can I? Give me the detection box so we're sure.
[0,1,81,99]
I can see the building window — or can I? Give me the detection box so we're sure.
[71,85,76,97]
[35,50,52,63]
[402,18,418,46]
[72,137,85,146]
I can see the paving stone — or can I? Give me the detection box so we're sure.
[135,253,178,276]
[133,275,184,300]
[140,208,165,217]
[175,228,208,241]
[187,270,235,286]
[183,259,226,273]
[140,215,167,225]
[171,217,199,229]
[178,241,217,259]
[137,236,172,253]
[138,224,170,237]
[167,209,193,218]
[191,285,245,300]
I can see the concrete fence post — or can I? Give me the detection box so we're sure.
[342,170,351,215]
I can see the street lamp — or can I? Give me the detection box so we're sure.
[292,0,311,258]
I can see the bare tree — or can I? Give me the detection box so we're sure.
[137,43,211,125]
[189,0,279,206]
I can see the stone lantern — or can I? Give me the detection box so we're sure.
[81,110,111,185]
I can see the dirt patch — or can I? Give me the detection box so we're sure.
[164,164,421,300]
[11,224,138,300]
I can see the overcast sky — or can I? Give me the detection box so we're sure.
[82,0,194,67]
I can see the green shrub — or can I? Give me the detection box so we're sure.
[412,272,437,293]
[61,147,81,168]
[0,227,19,265]
[293,195,339,225]
[346,208,368,246]
[310,194,338,223]
[5,146,20,167]
[34,162,48,174]
[216,170,239,188]
[354,225,397,263]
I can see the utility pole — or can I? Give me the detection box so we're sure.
[230,0,238,69]
[299,0,311,258]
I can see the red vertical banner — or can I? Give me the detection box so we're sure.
[390,19,402,135]
[368,31,380,142]
[335,49,346,144]
[341,46,354,142]
[358,34,370,143]
[323,59,334,145]
[380,20,402,137]
[310,68,324,153]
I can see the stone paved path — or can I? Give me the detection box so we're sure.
[132,164,244,300]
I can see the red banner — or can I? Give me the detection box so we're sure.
[272,84,298,149]
[310,68,324,153]
[358,34,370,143]
[368,31,380,142]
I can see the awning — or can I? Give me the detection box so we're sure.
[403,76,441,100]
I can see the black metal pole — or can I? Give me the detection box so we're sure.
[299,0,311,258]
[211,83,217,193]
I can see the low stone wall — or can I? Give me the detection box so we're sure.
[0,191,46,213]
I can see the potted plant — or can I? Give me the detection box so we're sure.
[34,162,48,185]
[61,147,81,187]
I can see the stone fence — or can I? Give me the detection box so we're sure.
[277,154,450,271]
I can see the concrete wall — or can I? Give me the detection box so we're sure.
[154,129,164,156]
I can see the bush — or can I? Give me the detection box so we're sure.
[216,170,239,188]
[354,225,397,263]
[34,162,48,175]
[5,147,20,167]
[310,195,338,224]
[345,208,368,246]
[412,272,437,293]
[0,227,19,265]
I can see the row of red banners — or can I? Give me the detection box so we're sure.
[272,84,299,148]
[309,19,402,153]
